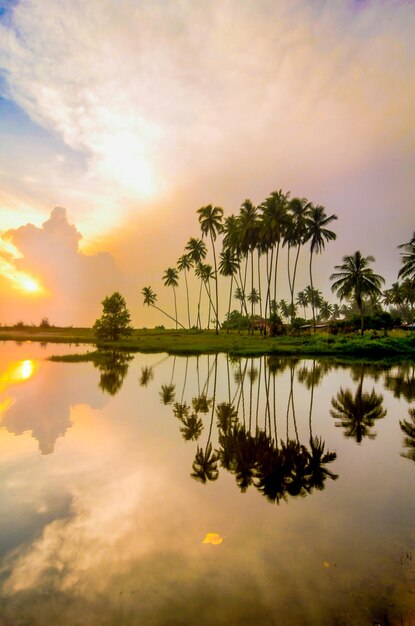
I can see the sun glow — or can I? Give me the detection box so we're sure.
[0,359,37,393]
[0,237,45,294]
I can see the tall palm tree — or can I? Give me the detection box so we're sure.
[185,237,207,329]
[162,267,180,329]
[195,263,216,328]
[197,205,224,334]
[259,190,290,317]
[238,199,258,333]
[142,286,185,329]
[330,251,385,335]
[177,254,192,329]
[219,247,240,333]
[398,232,415,284]
[305,204,337,332]
[285,197,312,322]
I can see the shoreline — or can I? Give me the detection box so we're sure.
[1,327,414,360]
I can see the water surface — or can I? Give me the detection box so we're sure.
[0,342,414,625]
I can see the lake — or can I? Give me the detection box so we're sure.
[0,341,414,625]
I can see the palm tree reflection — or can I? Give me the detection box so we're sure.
[400,408,415,463]
[330,372,386,443]
[161,354,339,503]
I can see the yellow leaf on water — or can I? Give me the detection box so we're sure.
[323,561,331,568]
[202,533,223,545]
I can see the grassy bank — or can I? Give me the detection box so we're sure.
[1,326,414,358]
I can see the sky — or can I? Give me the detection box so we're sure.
[0,0,414,327]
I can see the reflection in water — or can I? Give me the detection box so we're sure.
[91,350,133,396]
[163,354,338,501]
[400,408,415,463]
[384,362,415,402]
[330,384,386,443]
[0,347,414,625]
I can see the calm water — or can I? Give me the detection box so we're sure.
[0,342,414,625]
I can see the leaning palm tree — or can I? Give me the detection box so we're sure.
[177,253,193,329]
[330,251,385,335]
[305,205,337,332]
[197,205,224,334]
[185,237,207,329]
[142,286,185,329]
[398,232,415,284]
[162,267,180,330]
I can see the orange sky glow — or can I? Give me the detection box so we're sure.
[0,0,414,326]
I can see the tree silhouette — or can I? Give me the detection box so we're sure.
[177,254,192,328]
[162,267,180,330]
[305,205,337,331]
[398,231,415,284]
[185,237,207,329]
[330,251,385,335]
[197,204,223,334]
[93,292,133,341]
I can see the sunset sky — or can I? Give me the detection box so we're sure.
[0,0,414,326]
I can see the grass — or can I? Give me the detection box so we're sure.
[0,326,414,359]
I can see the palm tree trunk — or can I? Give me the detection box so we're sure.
[197,279,203,329]
[151,304,186,329]
[309,250,316,332]
[250,250,254,334]
[173,287,178,330]
[257,250,263,320]
[184,269,191,329]
[273,241,280,305]
[290,243,301,322]
[227,274,234,333]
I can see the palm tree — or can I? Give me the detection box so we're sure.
[197,205,224,334]
[177,253,192,329]
[398,232,415,284]
[142,286,185,329]
[162,267,180,329]
[318,299,333,322]
[285,197,312,323]
[195,263,216,328]
[259,190,290,317]
[185,237,207,329]
[238,199,258,333]
[219,247,240,332]
[330,251,385,335]
[296,289,309,320]
[305,205,337,332]
[247,288,260,319]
